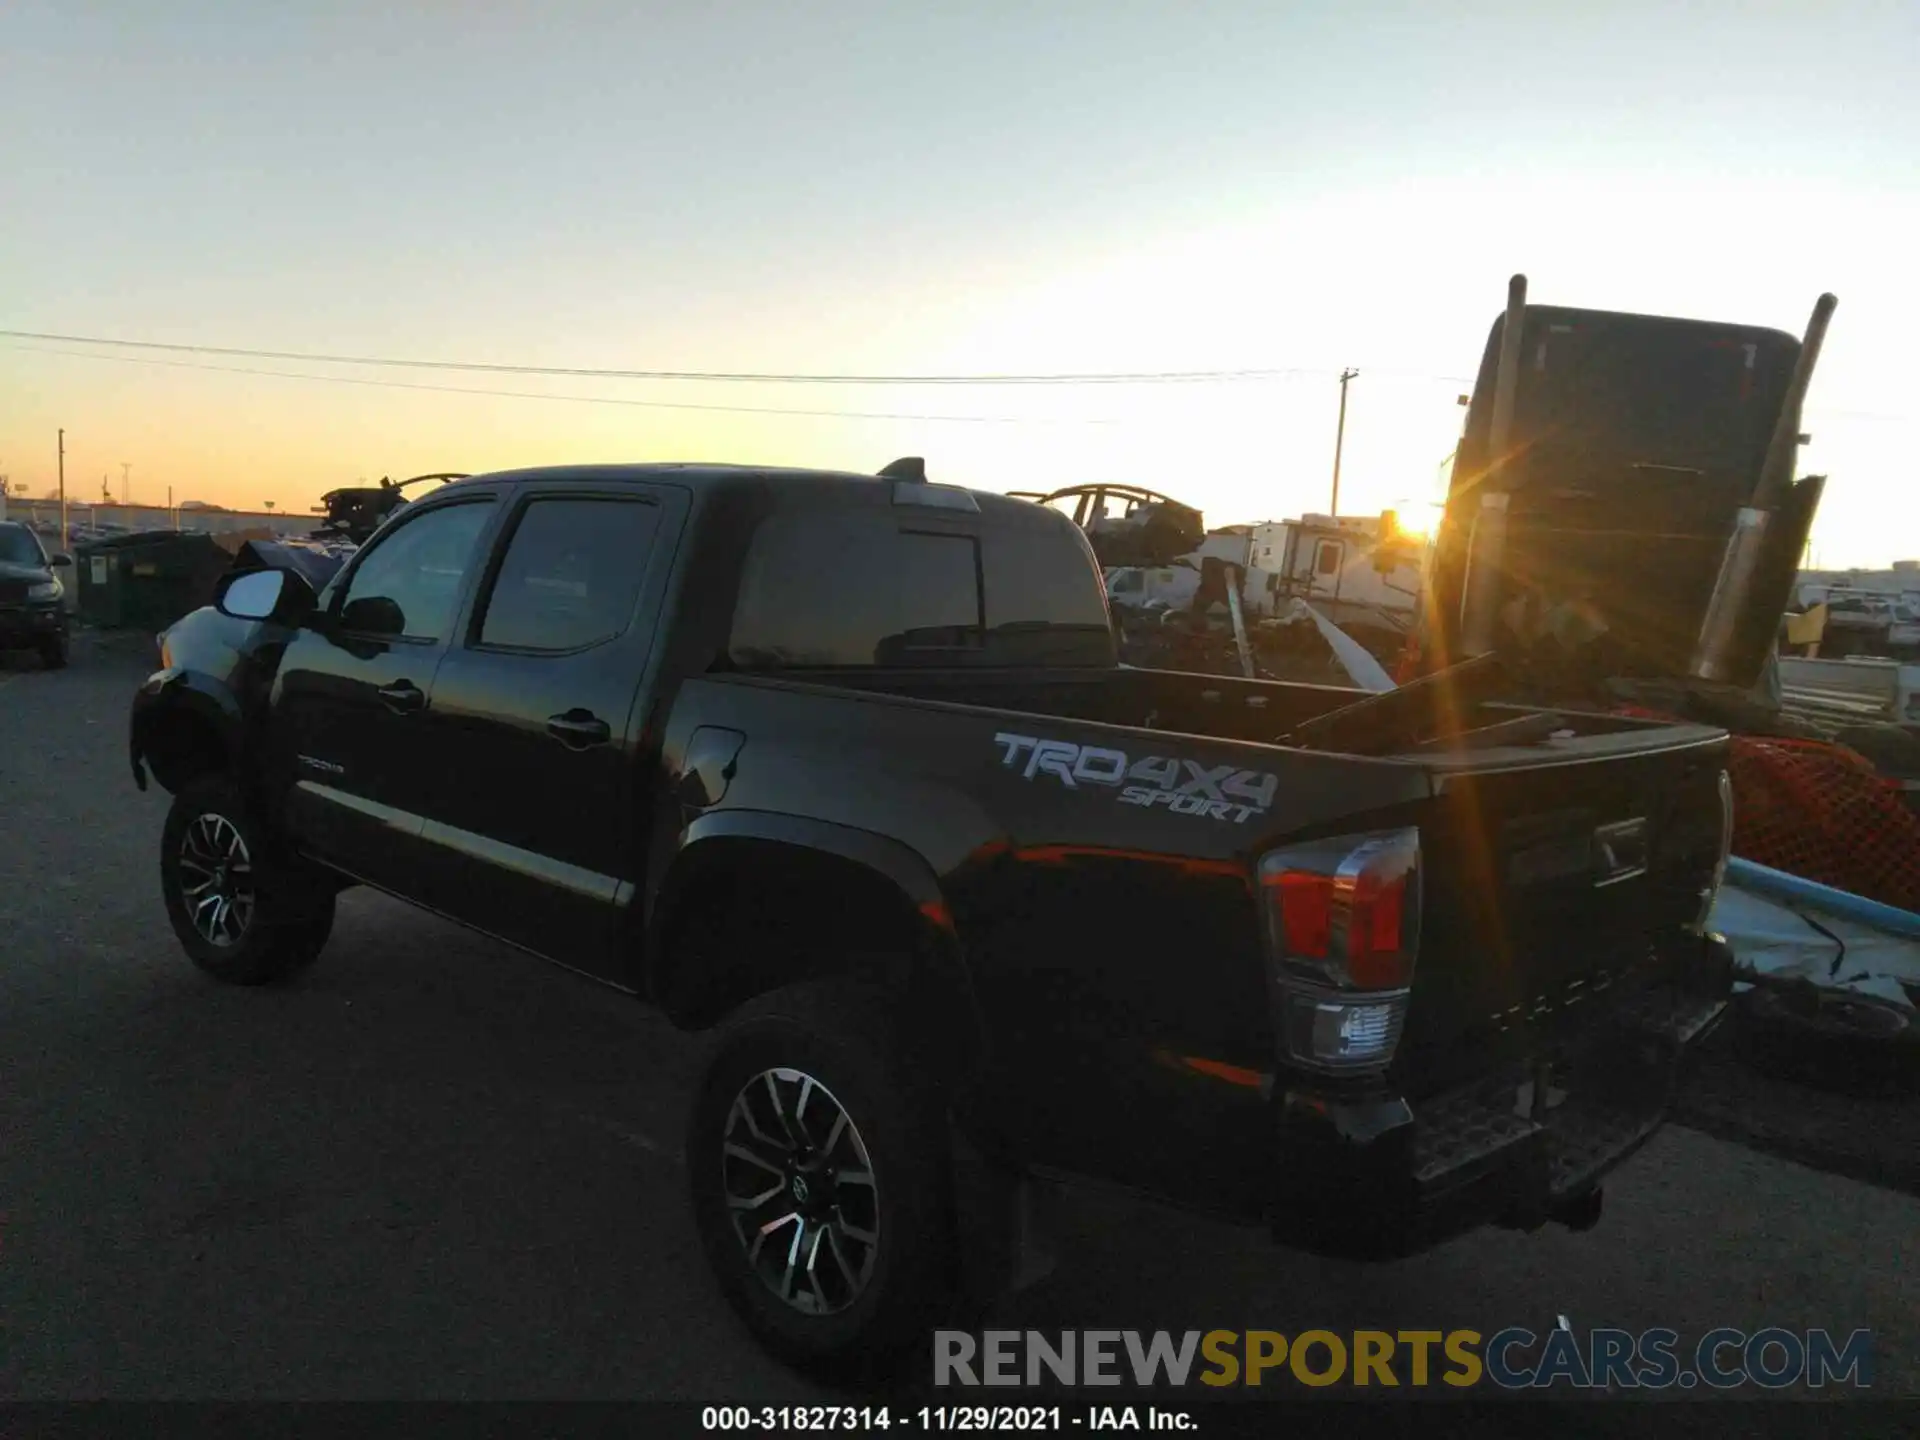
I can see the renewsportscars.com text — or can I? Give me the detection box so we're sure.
[933,1328,1874,1391]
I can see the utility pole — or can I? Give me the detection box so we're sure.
[1330,368,1359,517]
[58,429,67,549]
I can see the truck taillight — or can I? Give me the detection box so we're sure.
[1258,827,1421,1072]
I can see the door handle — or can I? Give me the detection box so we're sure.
[376,680,426,715]
[547,709,612,749]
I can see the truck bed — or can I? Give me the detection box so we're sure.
[677,664,1730,1184]
[799,659,1713,760]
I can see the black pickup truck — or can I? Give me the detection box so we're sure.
[131,460,1736,1374]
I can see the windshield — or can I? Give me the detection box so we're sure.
[0,525,47,567]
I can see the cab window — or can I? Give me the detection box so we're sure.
[474,496,664,652]
[334,500,495,641]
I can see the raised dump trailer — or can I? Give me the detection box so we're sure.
[1408,275,1836,710]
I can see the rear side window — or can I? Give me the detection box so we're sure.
[729,511,981,667]
[728,507,1114,669]
[979,523,1114,665]
[476,496,664,652]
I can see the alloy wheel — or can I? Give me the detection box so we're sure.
[177,812,255,947]
[721,1067,880,1316]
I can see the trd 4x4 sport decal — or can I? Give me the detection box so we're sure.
[993,732,1279,824]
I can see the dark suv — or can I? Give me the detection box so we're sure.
[0,521,74,668]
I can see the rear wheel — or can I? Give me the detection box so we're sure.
[687,982,957,1379]
[160,775,336,985]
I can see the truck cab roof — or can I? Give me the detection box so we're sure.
[438,461,1040,518]
[413,461,1117,674]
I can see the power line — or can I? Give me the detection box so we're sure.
[16,324,1911,424]
[0,326,1467,388]
[1,344,1124,426]
[12,336,1910,436]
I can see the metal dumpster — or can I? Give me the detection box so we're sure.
[73,531,236,631]
[73,536,133,628]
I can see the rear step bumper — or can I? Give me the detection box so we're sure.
[1263,933,1733,1260]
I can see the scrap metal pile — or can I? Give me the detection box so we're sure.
[1028,482,1400,688]
[1113,581,1400,690]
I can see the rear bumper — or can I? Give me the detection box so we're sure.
[1264,932,1733,1259]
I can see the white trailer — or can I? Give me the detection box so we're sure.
[1247,512,1425,633]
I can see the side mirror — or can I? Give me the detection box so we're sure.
[50,553,74,568]
[214,566,318,624]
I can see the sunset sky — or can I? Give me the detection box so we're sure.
[3,1,1915,565]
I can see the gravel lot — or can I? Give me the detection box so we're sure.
[2,635,1914,1402]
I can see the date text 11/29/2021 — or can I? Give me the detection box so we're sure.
[702,1407,1192,1432]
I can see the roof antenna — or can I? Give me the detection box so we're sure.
[879,457,927,483]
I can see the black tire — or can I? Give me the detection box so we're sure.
[1733,981,1919,1096]
[687,981,957,1381]
[160,774,336,985]
[39,631,69,670]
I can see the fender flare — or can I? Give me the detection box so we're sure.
[644,809,986,1073]
[131,669,246,792]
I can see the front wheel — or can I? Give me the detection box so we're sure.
[160,775,336,985]
[687,983,958,1379]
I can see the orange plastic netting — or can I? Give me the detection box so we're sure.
[1607,707,1920,912]
[1384,661,1920,910]
[1720,736,1920,913]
